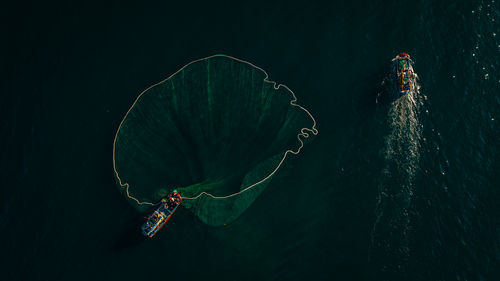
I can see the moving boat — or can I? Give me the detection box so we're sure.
[141,191,182,238]
[396,52,413,95]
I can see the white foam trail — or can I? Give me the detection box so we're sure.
[370,63,425,263]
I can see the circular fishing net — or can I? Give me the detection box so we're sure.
[113,55,317,226]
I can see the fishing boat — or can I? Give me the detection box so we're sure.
[396,52,413,95]
[141,191,182,238]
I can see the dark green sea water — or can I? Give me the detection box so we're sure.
[1,0,499,280]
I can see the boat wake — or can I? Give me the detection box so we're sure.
[370,65,425,274]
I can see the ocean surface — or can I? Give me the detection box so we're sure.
[1,0,499,280]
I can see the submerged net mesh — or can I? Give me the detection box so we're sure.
[113,55,317,226]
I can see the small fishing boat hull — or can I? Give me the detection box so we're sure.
[141,191,182,238]
[395,52,413,96]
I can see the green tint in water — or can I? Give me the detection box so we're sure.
[113,55,317,226]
